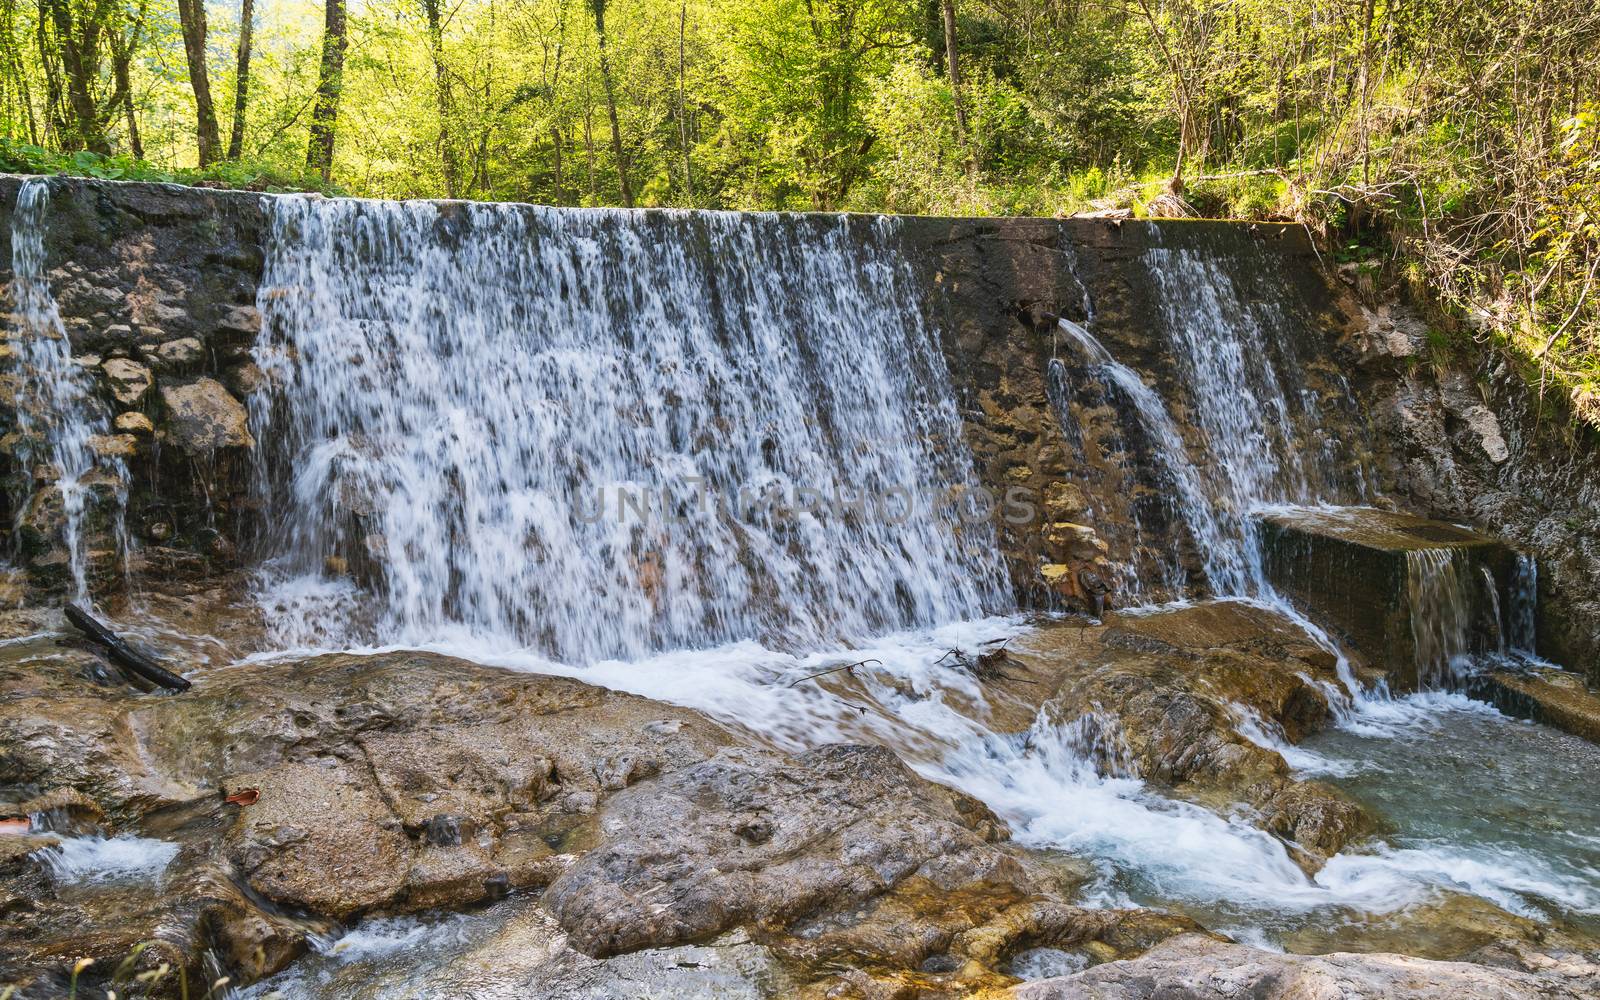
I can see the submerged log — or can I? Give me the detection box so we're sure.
[65,604,192,692]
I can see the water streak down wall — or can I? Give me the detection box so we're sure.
[1,177,1596,675]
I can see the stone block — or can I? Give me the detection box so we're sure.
[1258,506,1520,689]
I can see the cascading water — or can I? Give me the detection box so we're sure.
[4,178,126,597]
[1405,548,1475,688]
[252,196,1007,662]
[1509,553,1538,654]
[1051,318,1242,596]
[232,198,1597,963]
[1142,242,1367,594]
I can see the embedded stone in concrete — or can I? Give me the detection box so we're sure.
[1257,505,1519,688]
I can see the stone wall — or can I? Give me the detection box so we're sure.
[902,216,1367,608]
[0,176,265,595]
[1,175,1594,680]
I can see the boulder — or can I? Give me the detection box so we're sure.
[114,411,153,435]
[544,742,1013,957]
[146,336,206,370]
[158,377,255,452]
[1033,602,1373,870]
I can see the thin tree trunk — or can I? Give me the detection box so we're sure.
[175,0,221,165]
[676,1,693,205]
[940,0,969,154]
[420,0,460,197]
[549,126,565,202]
[583,104,597,199]
[35,4,66,146]
[306,0,347,182]
[110,37,142,157]
[588,0,633,207]
[227,0,254,159]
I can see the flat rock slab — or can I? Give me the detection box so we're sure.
[1475,667,1600,745]
[1011,933,1600,1000]
[1258,505,1518,687]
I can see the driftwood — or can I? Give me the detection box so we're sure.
[936,640,1032,684]
[786,659,881,689]
[65,604,191,692]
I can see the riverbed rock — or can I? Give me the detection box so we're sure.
[0,644,1201,996]
[157,377,254,452]
[1032,602,1373,870]
[544,742,1016,957]
[1475,666,1600,745]
[1011,933,1600,999]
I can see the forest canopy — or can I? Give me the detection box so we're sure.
[2,0,1598,424]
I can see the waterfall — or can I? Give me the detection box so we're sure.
[1405,548,1474,688]
[251,196,1007,663]
[4,178,125,597]
[1509,554,1538,655]
[1052,318,1243,595]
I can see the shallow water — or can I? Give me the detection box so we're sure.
[1310,690,1600,928]
[36,834,179,885]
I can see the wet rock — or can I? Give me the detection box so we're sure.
[225,760,412,920]
[114,410,154,435]
[146,336,206,370]
[1035,603,1373,870]
[1258,505,1516,688]
[224,361,265,396]
[1476,667,1600,745]
[88,433,139,459]
[1012,933,1600,999]
[544,743,1016,957]
[100,357,153,406]
[158,377,255,452]
[0,649,743,990]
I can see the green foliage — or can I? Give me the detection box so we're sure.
[0,138,338,194]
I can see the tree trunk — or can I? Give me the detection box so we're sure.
[227,0,254,159]
[175,0,221,166]
[676,1,693,204]
[940,0,969,154]
[549,126,565,202]
[42,0,109,153]
[306,0,347,181]
[420,0,461,197]
[110,37,142,158]
[588,0,633,208]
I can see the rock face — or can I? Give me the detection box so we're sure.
[1012,933,1600,1000]
[0,176,264,599]
[1351,297,1600,682]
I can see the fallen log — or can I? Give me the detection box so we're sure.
[65,604,191,692]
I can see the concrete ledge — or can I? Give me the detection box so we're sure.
[1258,505,1517,688]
